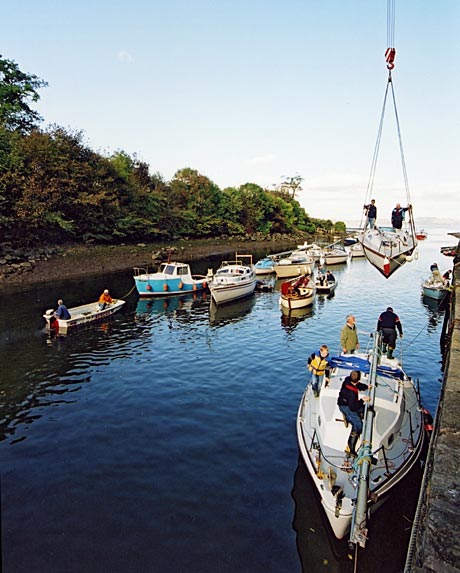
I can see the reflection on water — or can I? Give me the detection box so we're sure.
[209,295,256,327]
[0,231,456,573]
[280,304,315,333]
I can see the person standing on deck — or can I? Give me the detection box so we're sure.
[340,315,359,354]
[391,203,410,230]
[307,345,331,398]
[363,199,377,230]
[377,306,403,359]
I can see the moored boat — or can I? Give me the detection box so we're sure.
[208,254,257,305]
[254,257,275,275]
[440,245,457,257]
[322,243,349,266]
[315,273,337,294]
[415,229,428,240]
[349,242,365,258]
[421,276,450,301]
[274,249,314,279]
[279,274,316,310]
[296,332,427,543]
[43,299,126,332]
[133,261,209,297]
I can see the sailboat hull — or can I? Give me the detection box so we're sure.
[360,228,417,277]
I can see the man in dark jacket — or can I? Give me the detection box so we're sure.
[391,203,410,230]
[337,370,371,456]
[363,199,377,230]
[377,306,403,359]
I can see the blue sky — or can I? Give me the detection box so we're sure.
[3,0,459,223]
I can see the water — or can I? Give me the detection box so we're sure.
[0,230,453,573]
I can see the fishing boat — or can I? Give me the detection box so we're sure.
[296,331,427,544]
[208,254,257,305]
[421,275,450,301]
[254,257,275,275]
[315,273,337,295]
[279,274,316,310]
[133,262,209,297]
[274,249,314,279]
[43,299,126,332]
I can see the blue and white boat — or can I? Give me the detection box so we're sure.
[254,257,275,275]
[133,262,209,297]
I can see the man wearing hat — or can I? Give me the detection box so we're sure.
[376,307,403,359]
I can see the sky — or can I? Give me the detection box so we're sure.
[3,0,459,224]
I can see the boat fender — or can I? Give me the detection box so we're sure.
[178,281,183,289]
[423,408,433,433]
[163,284,169,292]
[146,284,152,291]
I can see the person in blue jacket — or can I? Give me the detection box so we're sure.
[55,299,71,320]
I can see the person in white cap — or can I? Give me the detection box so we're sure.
[98,289,113,310]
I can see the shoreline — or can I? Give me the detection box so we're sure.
[0,238,301,292]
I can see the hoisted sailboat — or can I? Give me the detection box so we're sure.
[359,1,418,278]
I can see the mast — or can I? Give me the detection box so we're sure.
[349,330,381,547]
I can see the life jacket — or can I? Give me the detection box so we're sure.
[308,351,329,375]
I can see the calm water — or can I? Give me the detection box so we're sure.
[0,229,453,573]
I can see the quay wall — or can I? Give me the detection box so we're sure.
[408,246,460,572]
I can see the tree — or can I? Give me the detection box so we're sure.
[279,174,303,199]
[0,55,48,133]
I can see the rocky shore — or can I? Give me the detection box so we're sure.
[0,234,307,292]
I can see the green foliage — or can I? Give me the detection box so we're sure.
[0,57,341,247]
[0,55,48,133]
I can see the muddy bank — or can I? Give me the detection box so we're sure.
[0,238,301,292]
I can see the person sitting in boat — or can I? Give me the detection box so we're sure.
[429,263,443,282]
[337,370,371,457]
[340,315,359,354]
[391,203,410,230]
[98,289,114,310]
[326,270,335,283]
[363,199,377,230]
[317,265,326,286]
[307,345,331,397]
[55,299,71,320]
[442,269,452,285]
[376,306,403,359]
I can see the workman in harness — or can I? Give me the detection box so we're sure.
[337,370,371,457]
[377,306,403,359]
[307,345,331,397]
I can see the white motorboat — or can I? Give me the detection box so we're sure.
[279,274,316,310]
[359,226,417,278]
[322,244,349,266]
[349,242,365,258]
[209,254,257,305]
[297,242,323,262]
[43,299,126,332]
[296,332,428,544]
[274,249,314,279]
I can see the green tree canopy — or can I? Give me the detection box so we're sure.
[0,55,48,133]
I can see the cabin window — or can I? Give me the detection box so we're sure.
[164,265,175,275]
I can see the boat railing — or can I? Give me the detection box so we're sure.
[133,266,149,276]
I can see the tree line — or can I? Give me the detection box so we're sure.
[0,54,344,248]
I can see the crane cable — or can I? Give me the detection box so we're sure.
[362,0,416,244]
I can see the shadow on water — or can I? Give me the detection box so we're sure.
[280,305,315,333]
[291,441,428,573]
[208,295,256,327]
